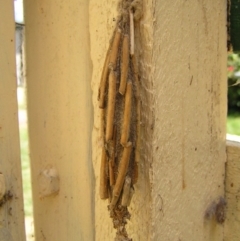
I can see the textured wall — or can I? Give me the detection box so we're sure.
[90,0,227,240]
[0,1,26,240]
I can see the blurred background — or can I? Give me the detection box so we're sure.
[14,0,34,240]
[227,53,240,137]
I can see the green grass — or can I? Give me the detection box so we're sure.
[227,115,240,136]
[20,126,33,217]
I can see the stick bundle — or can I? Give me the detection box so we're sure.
[98,1,142,239]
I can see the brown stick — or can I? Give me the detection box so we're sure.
[99,49,110,108]
[131,55,140,164]
[121,176,131,206]
[109,128,116,186]
[120,82,132,146]
[106,70,116,141]
[109,28,122,70]
[119,35,129,95]
[129,10,134,56]
[132,160,138,184]
[110,142,132,207]
[100,147,109,199]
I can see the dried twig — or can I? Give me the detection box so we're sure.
[99,50,110,108]
[100,147,109,199]
[119,35,129,95]
[121,176,132,206]
[121,82,132,146]
[109,29,122,70]
[129,10,134,56]
[106,71,117,141]
[111,142,132,207]
[109,128,117,186]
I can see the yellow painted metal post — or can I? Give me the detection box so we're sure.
[90,0,227,240]
[0,1,26,241]
[24,0,94,240]
[225,140,240,241]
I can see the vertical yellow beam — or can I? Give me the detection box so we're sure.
[149,1,227,240]
[24,0,94,240]
[90,0,227,240]
[225,140,240,241]
[0,1,26,241]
